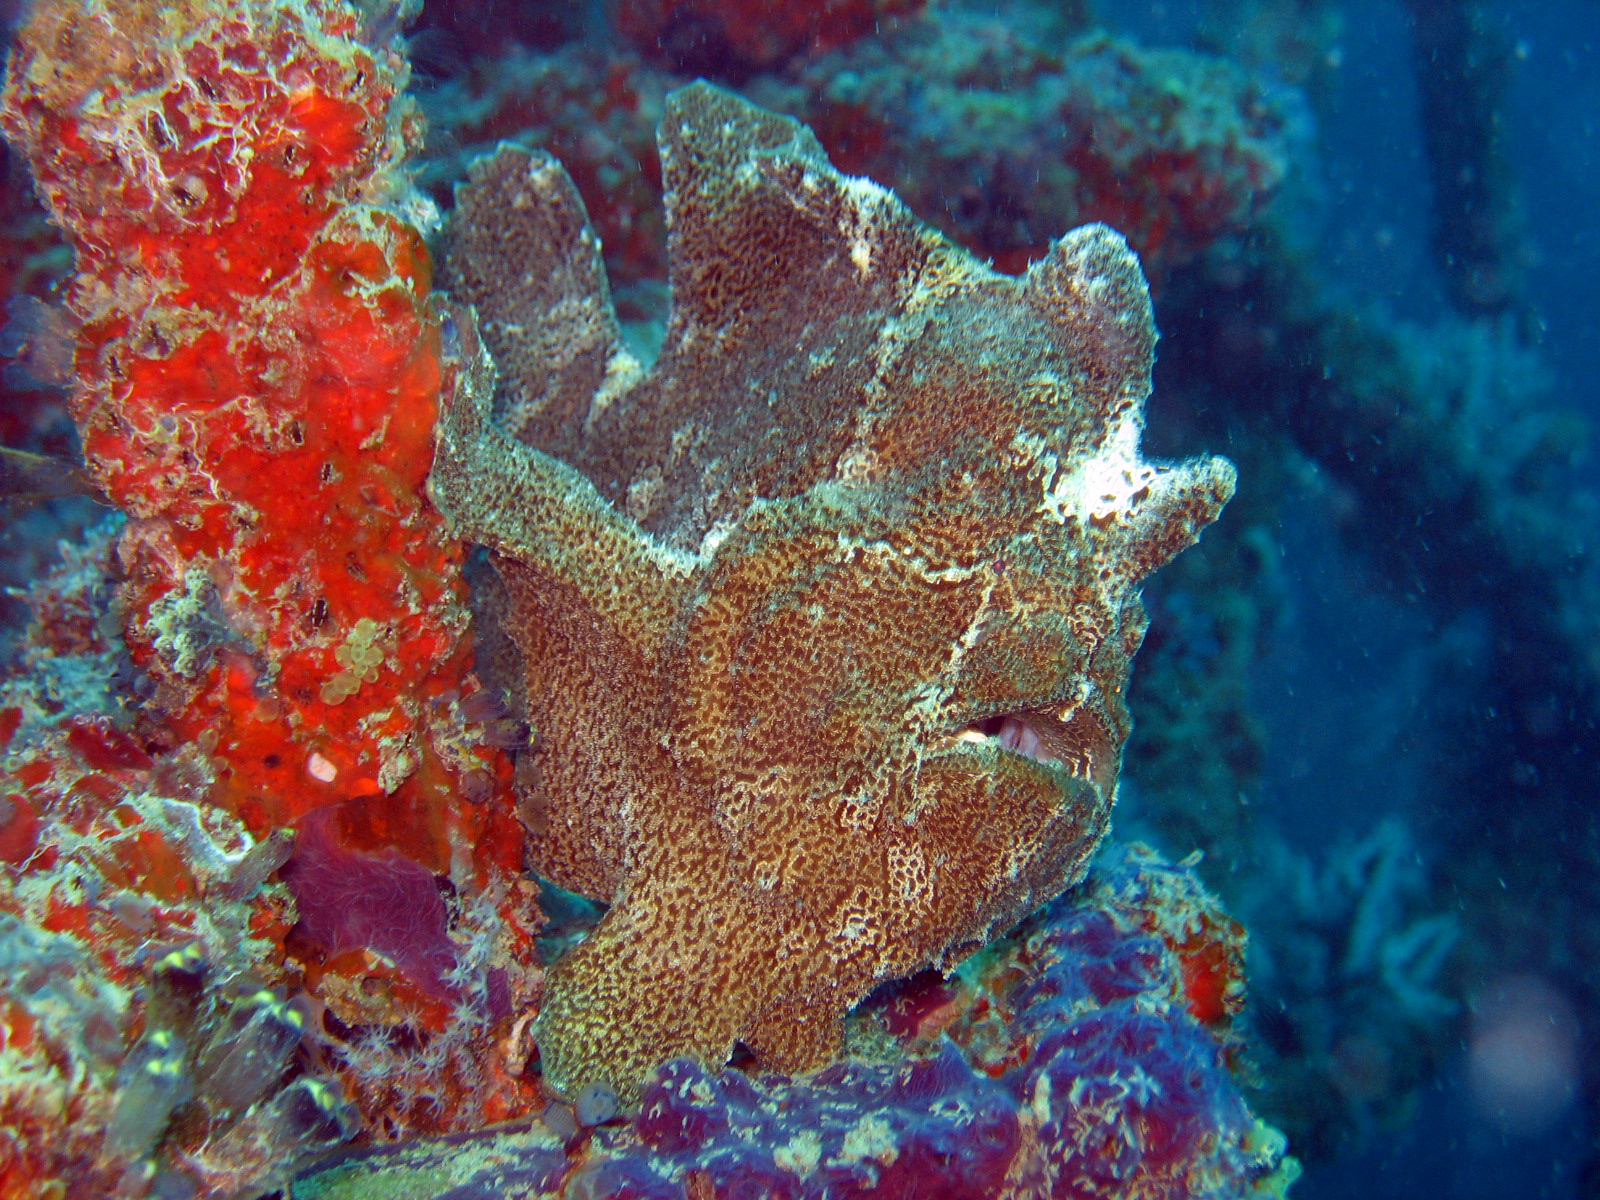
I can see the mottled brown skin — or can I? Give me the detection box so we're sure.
[431,82,1235,1101]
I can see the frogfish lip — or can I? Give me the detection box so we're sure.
[950,700,1112,793]
[955,705,1068,768]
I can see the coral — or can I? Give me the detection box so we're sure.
[750,21,1302,278]
[420,17,1300,295]
[1160,224,1600,838]
[1242,819,1459,1157]
[281,807,459,1003]
[614,0,924,77]
[4,0,1594,1189]
[432,81,1235,1100]
[0,0,541,1161]
[1148,106,1597,1162]
[0,520,353,1197]
[294,845,1299,1199]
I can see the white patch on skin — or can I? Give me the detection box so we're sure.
[1038,415,1153,525]
[1032,1070,1053,1124]
[839,175,892,279]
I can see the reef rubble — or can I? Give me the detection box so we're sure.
[296,844,1299,1200]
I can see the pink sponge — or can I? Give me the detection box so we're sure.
[282,808,458,1001]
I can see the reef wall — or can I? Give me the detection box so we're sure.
[0,0,542,1192]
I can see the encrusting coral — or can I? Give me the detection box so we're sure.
[432,81,1236,1101]
[0,521,358,1197]
[294,845,1300,1200]
[414,19,1299,304]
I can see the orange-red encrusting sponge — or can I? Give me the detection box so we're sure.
[1,0,540,1137]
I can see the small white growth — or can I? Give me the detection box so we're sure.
[151,796,252,875]
[305,752,338,783]
[834,442,882,485]
[836,1114,899,1166]
[774,1128,823,1175]
[849,238,873,277]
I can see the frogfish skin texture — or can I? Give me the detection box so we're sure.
[430,81,1236,1102]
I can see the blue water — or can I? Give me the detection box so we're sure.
[1107,2,1599,1196]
